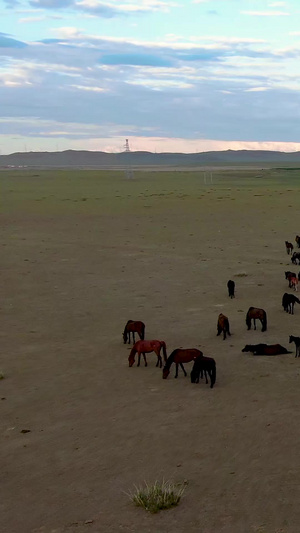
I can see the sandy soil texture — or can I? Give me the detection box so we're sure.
[1,169,300,533]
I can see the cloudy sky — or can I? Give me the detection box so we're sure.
[1,0,300,154]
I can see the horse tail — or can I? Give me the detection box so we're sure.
[161,341,167,362]
[262,311,267,331]
[141,323,145,340]
[210,361,216,388]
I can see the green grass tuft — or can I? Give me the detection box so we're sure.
[127,480,185,513]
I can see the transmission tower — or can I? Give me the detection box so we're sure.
[124,138,134,179]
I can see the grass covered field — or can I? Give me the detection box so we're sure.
[1,167,300,533]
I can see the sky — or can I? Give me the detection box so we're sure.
[1,0,300,154]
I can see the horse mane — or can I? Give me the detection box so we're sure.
[164,349,179,370]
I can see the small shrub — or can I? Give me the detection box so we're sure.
[127,480,185,513]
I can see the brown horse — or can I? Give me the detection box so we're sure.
[246,307,267,332]
[285,241,294,254]
[217,313,231,340]
[242,344,292,355]
[295,236,300,248]
[162,348,203,379]
[190,356,216,388]
[123,320,145,344]
[128,340,167,368]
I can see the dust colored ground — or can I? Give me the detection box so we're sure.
[1,168,300,533]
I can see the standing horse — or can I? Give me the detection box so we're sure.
[285,241,294,255]
[123,320,145,344]
[162,348,203,379]
[295,236,300,248]
[128,340,167,368]
[227,280,235,298]
[289,335,300,357]
[190,356,216,388]
[289,277,298,291]
[217,313,231,340]
[282,293,300,314]
[291,252,300,265]
[285,271,296,282]
[246,307,267,332]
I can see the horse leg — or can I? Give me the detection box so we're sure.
[180,363,187,377]
[143,353,147,367]
[217,326,221,336]
[132,332,135,344]
[223,329,226,340]
[137,352,141,367]
[253,319,256,330]
[204,370,208,384]
[175,364,179,378]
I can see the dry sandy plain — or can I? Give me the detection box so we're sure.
[2,167,300,533]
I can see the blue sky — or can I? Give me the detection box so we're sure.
[1,0,300,154]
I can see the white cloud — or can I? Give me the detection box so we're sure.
[241,10,289,16]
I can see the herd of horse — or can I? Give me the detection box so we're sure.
[122,236,300,389]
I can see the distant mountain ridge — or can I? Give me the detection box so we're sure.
[1,149,300,168]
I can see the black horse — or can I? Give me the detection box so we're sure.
[227,280,235,298]
[289,335,300,357]
[282,293,300,314]
[291,252,300,265]
[242,344,292,355]
[190,356,216,389]
[246,307,267,332]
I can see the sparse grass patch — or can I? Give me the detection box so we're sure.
[127,480,185,513]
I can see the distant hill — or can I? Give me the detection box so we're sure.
[1,149,300,169]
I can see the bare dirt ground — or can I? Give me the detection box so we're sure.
[1,169,300,533]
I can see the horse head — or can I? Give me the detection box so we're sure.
[162,366,170,379]
[242,345,251,352]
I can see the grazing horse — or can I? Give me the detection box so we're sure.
[227,280,235,298]
[128,340,167,368]
[217,313,231,340]
[246,307,267,332]
[296,236,300,248]
[123,320,145,344]
[289,335,300,357]
[242,344,292,355]
[282,293,300,314]
[190,356,216,388]
[162,348,203,379]
[285,241,294,255]
[291,252,300,265]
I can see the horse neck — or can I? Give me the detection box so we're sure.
[165,350,176,370]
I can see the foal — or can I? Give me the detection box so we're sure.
[227,280,235,298]
[217,313,231,340]
[289,335,300,357]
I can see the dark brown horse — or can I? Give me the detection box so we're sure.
[295,236,300,248]
[289,335,300,357]
[285,241,294,254]
[242,344,292,355]
[227,280,235,298]
[128,340,167,368]
[246,307,267,332]
[282,293,300,314]
[123,320,145,344]
[190,356,216,388]
[217,313,231,340]
[162,348,203,379]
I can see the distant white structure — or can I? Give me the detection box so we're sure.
[124,138,134,179]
